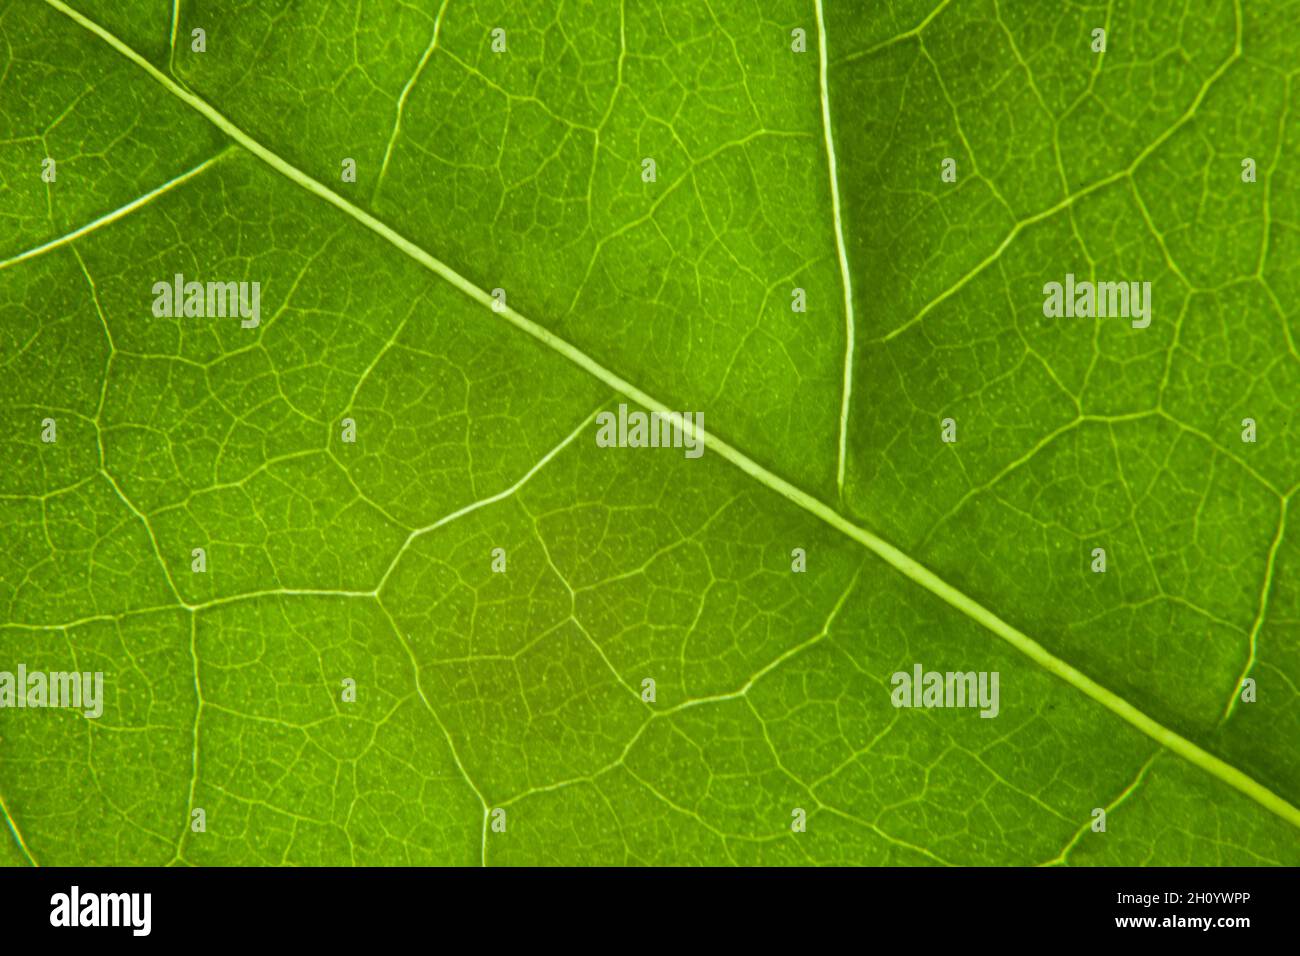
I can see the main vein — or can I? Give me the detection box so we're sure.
[41,0,1300,832]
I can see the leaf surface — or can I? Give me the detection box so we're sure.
[0,0,1296,866]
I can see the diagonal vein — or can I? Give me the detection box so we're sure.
[372,404,602,594]
[0,148,231,272]
[0,791,38,866]
[40,0,1300,832]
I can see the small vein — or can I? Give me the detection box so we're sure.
[375,600,490,866]
[374,0,450,201]
[372,403,602,595]
[169,611,203,865]
[169,0,181,70]
[0,149,231,272]
[832,0,952,67]
[879,14,1242,344]
[1039,751,1160,866]
[0,792,37,866]
[1221,495,1288,724]
[814,0,857,498]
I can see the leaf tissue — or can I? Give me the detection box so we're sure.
[0,0,1297,867]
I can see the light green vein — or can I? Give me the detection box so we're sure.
[1039,751,1161,866]
[169,0,181,61]
[832,0,952,66]
[878,6,1241,344]
[170,611,202,866]
[0,149,230,272]
[0,792,37,866]
[1222,495,1288,723]
[814,0,857,498]
[41,0,1300,833]
[372,404,601,594]
[374,0,450,200]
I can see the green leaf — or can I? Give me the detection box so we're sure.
[1,0,1296,866]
